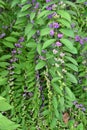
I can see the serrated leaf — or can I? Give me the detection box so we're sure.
[66,63,78,72]
[60,39,73,50]
[51,83,62,95]
[37,43,42,55]
[65,87,76,101]
[58,10,71,22]
[65,56,78,66]
[35,61,46,70]
[53,96,58,109]
[50,118,57,129]
[41,28,50,36]
[5,37,17,42]
[30,12,36,20]
[59,28,74,38]
[0,77,7,85]
[42,39,56,49]
[0,55,11,61]
[37,10,50,19]
[64,46,78,54]
[25,23,33,36]
[2,41,14,48]
[0,114,20,130]
[66,72,77,84]
[21,4,31,12]
[58,18,71,28]
[27,29,36,40]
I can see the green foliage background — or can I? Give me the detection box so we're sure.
[0,0,87,130]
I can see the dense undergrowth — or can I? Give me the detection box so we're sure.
[0,0,87,130]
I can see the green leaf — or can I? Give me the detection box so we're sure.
[30,12,36,21]
[64,46,78,54]
[53,96,58,109]
[37,10,50,19]
[25,23,33,36]
[65,56,78,66]
[77,123,83,130]
[50,118,57,129]
[5,37,17,42]
[58,18,71,28]
[0,77,7,85]
[41,28,50,36]
[26,42,37,48]
[51,83,62,95]
[60,39,73,50]
[37,43,42,55]
[59,28,74,38]
[35,61,46,70]
[2,41,14,48]
[66,72,78,84]
[66,63,78,72]
[0,55,11,61]
[27,29,36,40]
[42,39,56,49]
[58,10,71,22]
[0,114,20,130]
[76,0,85,3]
[65,87,76,101]
[21,4,32,12]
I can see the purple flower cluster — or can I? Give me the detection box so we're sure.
[49,22,60,29]
[73,101,86,112]
[0,33,6,39]
[75,35,87,45]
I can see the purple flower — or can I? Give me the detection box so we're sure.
[48,14,53,19]
[11,49,16,54]
[56,41,62,46]
[0,33,6,39]
[57,33,63,38]
[50,30,54,36]
[46,0,51,2]
[15,43,22,48]
[34,2,39,9]
[82,107,86,112]
[83,37,87,41]
[53,22,60,28]
[73,101,78,105]
[49,23,53,28]
[18,37,24,42]
[84,2,87,5]
[80,39,84,45]
[75,35,80,42]
[71,23,75,28]
[46,6,52,10]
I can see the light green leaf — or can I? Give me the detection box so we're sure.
[66,63,78,72]
[21,4,32,12]
[37,10,50,19]
[35,61,46,70]
[58,18,71,28]
[64,46,78,54]
[5,37,17,42]
[27,29,36,40]
[25,23,33,36]
[59,28,74,38]
[65,87,76,101]
[0,114,20,130]
[30,12,36,21]
[0,55,11,61]
[37,43,42,55]
[41,28,50,36]
[50,118,57,129]
[53,96,58,109]
[60,39,73,50]
[65,56,78,66]
[2,41,14,48]
[0,77,7,85]
[66,72,78,84]
[58,10,71,22]
[42,39,56,49]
